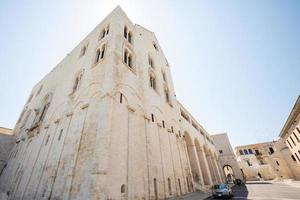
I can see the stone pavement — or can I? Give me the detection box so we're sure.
[280,179,300,188]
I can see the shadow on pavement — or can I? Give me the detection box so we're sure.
[232,184,248,199]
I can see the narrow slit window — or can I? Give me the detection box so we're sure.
[45,135,50,145]
[293,132,300,142]
[128,55,132,68]
[153,42,158,51]
[124,51,128,64]
[100,45,105,59]
[165,88,170,103]
[95,49,101,63]
[80,46,87,57]
[150,76,156,90]
[58,129,63,141]
[151,114,154,122]
[128,32,132,43]
[168,178,172,195]
[153,178,158,200]
[162,72,167,82]
[124,27,127,39]
[290,136,296,146]
[295,153,300,162]
[287,139,293,148]
[102,29,106,39]
[120,93,123,104]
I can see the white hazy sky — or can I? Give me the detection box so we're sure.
[0,0,299,148]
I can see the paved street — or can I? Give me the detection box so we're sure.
[204,181,300,200]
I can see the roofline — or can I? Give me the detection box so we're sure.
[279,95,300,138]
[0,127,13,131]
[235,140,277,149]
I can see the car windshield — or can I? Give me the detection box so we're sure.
[214,184,227,189]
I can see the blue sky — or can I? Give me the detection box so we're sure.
[0,0,299,148]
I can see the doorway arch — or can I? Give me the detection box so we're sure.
[183,132,200,187]
[223,165,234,183]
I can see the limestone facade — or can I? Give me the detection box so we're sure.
[279,95,300,180]
[235,141,295,181]
[212,133,243,182]
[0,6,225,200]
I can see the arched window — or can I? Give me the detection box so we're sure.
[80,45,87,57]
[72,69,84,93]
[121,184,126,193]
[164,87,170,103]
[124,26,132,44]
[30,93,52,129]
[95,49,101,63]
[123,49,133,69]
[100,25,109,40]
[148,55,154,68]
[101,29,106,39]
[149,75,156,90]
[95,44,106,64]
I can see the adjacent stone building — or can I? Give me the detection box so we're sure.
[0,6,225,200]
[212,133,243,182]
[279,95,300,180]
[235,141,295,181]
[0,127,15,176]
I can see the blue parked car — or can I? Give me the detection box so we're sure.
[212,183,233,199]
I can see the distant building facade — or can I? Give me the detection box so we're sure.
[0,7,225,200]
[212,133,243,182]
[279,95,300,180]
[235,141,295,181]
[0,127,15,177]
